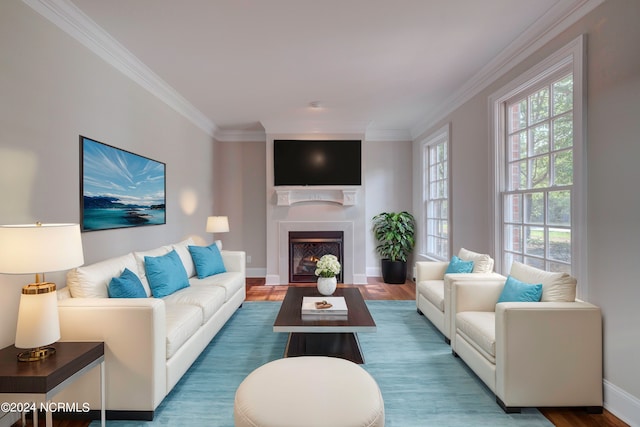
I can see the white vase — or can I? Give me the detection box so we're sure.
[317,276,337,296]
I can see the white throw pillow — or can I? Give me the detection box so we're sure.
[172,238,196,278]
[458,248,494,274]
[509,261,577,302]
[66,253,138,298]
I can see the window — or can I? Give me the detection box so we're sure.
[421,125,450,260]
[491,36,585,283]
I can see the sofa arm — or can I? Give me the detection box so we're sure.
[495,301,603,408]
[451,278,507,314]
[55,298,167,413]
[222,250,246,275]
[415,261,449,282]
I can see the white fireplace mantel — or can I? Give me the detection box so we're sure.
[275,187,359,206]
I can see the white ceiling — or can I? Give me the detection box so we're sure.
[32,0,600,139]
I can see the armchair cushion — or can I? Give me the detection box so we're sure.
[417,280,445,311]
[510,261,576,302]
[458,248,494,273]
[456,311,496,363]
[497,276,542,303]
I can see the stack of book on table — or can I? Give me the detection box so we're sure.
[301,296,348,320]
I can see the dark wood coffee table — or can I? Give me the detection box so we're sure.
[273,287,376,364]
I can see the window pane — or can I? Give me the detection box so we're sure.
[553,150,573,186]
[548,190,571,226]
[524,256,545,270]
[504,194,522,223]
[549,261,571,274]
[504,224,522,252]
[524,193,544,224]
[553,114,573,150]
[531,156,549,188]
[508,131,527,161]
[509,99,527,132]
[531,123,549,155]
[525,226,544,258]
[508,161,527,191]
[441,200,448,218]
[548,228,571,263]
[529,87,549,124]
[553,75,573,116]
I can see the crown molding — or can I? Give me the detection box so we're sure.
[214,129,266,142]
[260,119,370,136]
[364,128,412,142]
[22,0,218,137]
[410,0,605,140]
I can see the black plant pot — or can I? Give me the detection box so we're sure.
[381,259,407,284]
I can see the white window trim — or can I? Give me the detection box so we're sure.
[418,123,451,261]
[489,35,587,298]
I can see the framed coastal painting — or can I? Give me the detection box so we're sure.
[80,135,166,232]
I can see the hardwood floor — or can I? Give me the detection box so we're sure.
[16,278,626,427]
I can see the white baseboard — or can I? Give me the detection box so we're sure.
[352,274,368,284]
[265,274,281,285]
[604,380,640,427]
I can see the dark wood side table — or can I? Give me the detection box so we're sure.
[0,341,105,427]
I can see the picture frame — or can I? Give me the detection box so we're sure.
[80,135,166,232]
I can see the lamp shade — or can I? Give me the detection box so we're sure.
[14,283,60,349]
[0,223,84,274]
[206,216,229,233]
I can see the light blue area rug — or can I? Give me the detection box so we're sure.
[91,301,552,426]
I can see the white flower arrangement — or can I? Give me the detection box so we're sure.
[314,254,341,278]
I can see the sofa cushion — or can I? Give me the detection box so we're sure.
[108,268,147,298]
[497,275,542,303]
[458,248,494,274]
[510,261,576,302]
[134,246,171,296]
[172,238,196,278]
[145,250,190,298]
[188,243,227,279]
[456,311,496,363]
[163,285,226,323]
[417,280,445,311]
[190,271,244,302]
[165,303,203,359]
[67,253,138,298]
[445,256,474,274]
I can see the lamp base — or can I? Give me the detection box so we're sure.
[17,346,56,362]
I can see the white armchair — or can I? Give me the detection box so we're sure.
[415,248,501,343]
[450,262,603,413]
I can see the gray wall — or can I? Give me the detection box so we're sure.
[0,1,216,348]
[412,1,640,423]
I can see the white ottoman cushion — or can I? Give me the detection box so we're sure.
[234,357,384,427]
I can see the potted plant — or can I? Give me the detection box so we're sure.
[372,211,416,284]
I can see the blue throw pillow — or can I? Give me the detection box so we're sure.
[188,243,227,279]
[108,268,147,298]
[445,255,474,274]
[497,275,543,303]
[144,250,190,298]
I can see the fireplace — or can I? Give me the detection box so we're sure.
[289,231,344,283]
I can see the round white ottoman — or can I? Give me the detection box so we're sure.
[234,356,385,427]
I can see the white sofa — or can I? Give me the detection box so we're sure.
[451,262,603,413]
[54,238,246,420]
[416,248,502,343]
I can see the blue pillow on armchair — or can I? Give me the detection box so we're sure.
[188,243,227,279]
[497,275,543,303]
[445,255,474,274]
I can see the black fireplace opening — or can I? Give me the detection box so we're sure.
[289,231,344,283]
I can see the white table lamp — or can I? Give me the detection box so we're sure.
[206,216,229,249]
[0,223,84,361]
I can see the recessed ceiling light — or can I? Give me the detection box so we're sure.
[309,101,322,109]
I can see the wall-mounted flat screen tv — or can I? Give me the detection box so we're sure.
[274,139,361,186]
